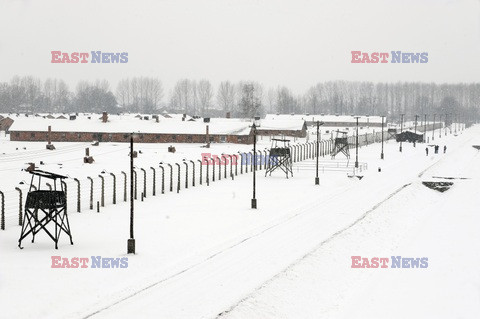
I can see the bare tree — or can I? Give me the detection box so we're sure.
[217,81,236,113]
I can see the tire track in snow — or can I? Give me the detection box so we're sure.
[216,182,412,318]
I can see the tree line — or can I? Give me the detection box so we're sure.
[0,76,479,123]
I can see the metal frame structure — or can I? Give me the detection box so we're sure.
[18,170,73,249]
[265,138,293,178]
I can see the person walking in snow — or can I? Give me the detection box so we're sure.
[425,147,429,156]
[444,145,447,153]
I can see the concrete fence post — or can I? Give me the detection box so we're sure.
[158,165,165,193]
[197,160,202,185]
[46,183,52,190]
[150,167,156,196]
[73,178,81,212]
[175,163,180,193]
[0,190,5,230]
[61,181,67,213]
[15,187,22,226]
[167,164,173,192]
[87,177,93,210]
[183,162,189,189]
[190,160,195,187]
[110,173,117,204]
[98,175,105,207]
[133,170,138,199]
[121,171,127,202]
[140,168,147,198]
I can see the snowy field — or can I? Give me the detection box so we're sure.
[0,125,478,319]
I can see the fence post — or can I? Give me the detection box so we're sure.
[61,181,67,213]
[190,160,195,187]
[212,158,215,182]
[150,167,156,196]
[73,178,81,212]
[183,161,188,189]
[218,156,222,180]
[121,171,127,202]
[175,163,180,193]
[206,159,210,186]
[197,160,202,185]
[140,168,146,198]
[240,153,244,174]
[222,155,227,178]
[159,165,165,194]
[87,177,93,210]
[15,187,22,226]
[250,152,254,172]
[133,170,138,199]
[98,175,105,207]
[167,164,173,192]
[110,173,117,204]
[0,190,4,230]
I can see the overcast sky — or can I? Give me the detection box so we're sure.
[0,0,479,94]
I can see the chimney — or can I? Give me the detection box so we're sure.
[102,112,108,123]
[47,126,51,144]
[206,125,210,148]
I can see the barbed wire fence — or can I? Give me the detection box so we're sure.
[0,130,397,230]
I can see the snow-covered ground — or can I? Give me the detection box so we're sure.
[0,125,477,319]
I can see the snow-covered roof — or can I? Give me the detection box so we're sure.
[265,114,383,124]
[258,119,305,131]
[8,115,253,136]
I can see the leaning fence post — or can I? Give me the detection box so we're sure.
[190,160,195,187]
[15,187,22,226]
[206,158,210,186]
[110,173,117,204]
[98,175,105,207]
[159,165,165,194]
[175,163,180,193]
[121,171,127,202]
[167,164,173,192]
[133,170,138,199]
[46,183,52,190]
[87,177,93,210]
[197,160,202,185]
[150,167,156,196]
[140,168,147,198]
[73,178,81,212]
[183,161,188,189]
[0,190,5,230]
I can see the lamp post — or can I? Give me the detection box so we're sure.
[315,121,320,185]
[354,116,360,168]
[251,123,258,209]
[381,115,385,159]
[127,133,135,254]
[399,114,404,152]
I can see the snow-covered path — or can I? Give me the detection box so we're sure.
[0,126,476,319]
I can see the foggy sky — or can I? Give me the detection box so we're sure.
[0,0,479,94]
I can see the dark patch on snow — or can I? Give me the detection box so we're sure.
[422,181,453,193]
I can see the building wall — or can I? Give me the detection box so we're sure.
[305,121,382,127]
[9,130,254,144]
[0,117,14,132]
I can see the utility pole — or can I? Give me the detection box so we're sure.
[432,114,436,141]
[251,122,258,209]
[424,114,427,142]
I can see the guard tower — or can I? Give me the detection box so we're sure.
[331,130,350,159]
[18,170,73,249]
[265,138,293,178]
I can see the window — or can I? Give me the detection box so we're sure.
[220,136,226,143]
[172,135,176,141]
[187,135,192,142]
[30,132,35,138]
